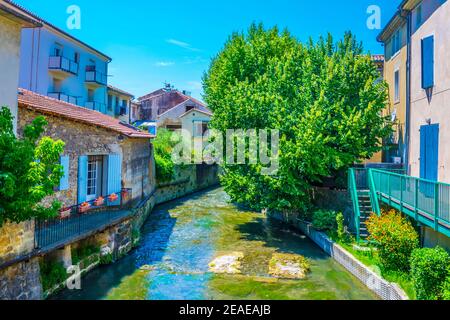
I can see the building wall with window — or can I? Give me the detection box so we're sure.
[107,86,134,124]
[19,27,111,115]
[408,0,450,183]
[377,13,408,165]
[0,1,39,133]
[17,99,155,208]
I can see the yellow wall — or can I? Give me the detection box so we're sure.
[382,45,407,163]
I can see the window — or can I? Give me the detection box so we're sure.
[52,78,62,92]
[394,69,400,103]
[87,89,95,102]
[421,35,434,89]
[87,156,104,201]
[74,52,80,63]
[391,30,401,57]
[107,95,113,110]
[54,44,63,57]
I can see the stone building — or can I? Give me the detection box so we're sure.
[0,0,40,133]
[17,88,155,207]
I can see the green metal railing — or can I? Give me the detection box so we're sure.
[371,169,450,237]
[348,168,362,242]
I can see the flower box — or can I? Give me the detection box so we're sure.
[59,208,71,219]
[108,193,119,202]
[79,202,91,213]
[93,197,105,207]
[121,189,129,198]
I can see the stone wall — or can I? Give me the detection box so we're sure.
[0,258,42,300]
[18,107,153,206]
[155,164,219,204]
[0,220,34,265]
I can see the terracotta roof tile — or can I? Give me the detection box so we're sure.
[18,89,153,139]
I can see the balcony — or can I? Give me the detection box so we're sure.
[35,189,133,251]
[48,56,78,75]
[85,68,107,86]
[48,92,78,105]
[86,101,106,112]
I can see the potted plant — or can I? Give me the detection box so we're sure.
[94,196,105,207]
[108,193,119,202]
[59,207,71,219]
[79,202,91,213]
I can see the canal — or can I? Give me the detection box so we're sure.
[53,188,378,300]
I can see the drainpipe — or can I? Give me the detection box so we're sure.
[403,9,412,175]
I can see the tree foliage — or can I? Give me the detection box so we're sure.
[203,24,391,212]
[0,107,65,226]
[152,128,181,182]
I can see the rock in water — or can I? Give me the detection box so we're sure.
[208,252,244,274]
[268,253,310,279]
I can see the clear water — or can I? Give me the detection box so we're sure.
[52,188,378,300]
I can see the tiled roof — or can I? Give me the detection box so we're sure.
[0,0,41,27]
[107,85,135,98]
[179,108,212,118]
[18,89,153,139]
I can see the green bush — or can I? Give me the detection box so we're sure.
[312,209,337,231]
[71,244,100,265]
[100,253,114,265]
[410,247,450,300]
[153,129,182,182]
[336,212,348,242]
[366,209,419,272]
[442,274,450,300]
[40,260,67,292]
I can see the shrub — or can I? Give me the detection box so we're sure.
[336,212,348,242]
[152,129,182,182]
[366,209,419,272]
[442,275,450,300]
[40,260,67,292]
[410,247,450,300]
[312,209,337,231]
[71,244,100,265]
[100,253,114,265]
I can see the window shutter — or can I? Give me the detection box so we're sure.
[59,156,70,191]
[107,154,122,195]
[420,126,426,179]
[422,36,434,89]
[77,156,88,203]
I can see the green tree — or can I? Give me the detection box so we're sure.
[0,107,65,226]
[203,23,391,212]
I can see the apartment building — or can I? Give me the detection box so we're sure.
[107,85,134,124]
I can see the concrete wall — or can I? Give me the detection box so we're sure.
[0,15,22,133]
[409,1,450,182]
[19,27,110,115]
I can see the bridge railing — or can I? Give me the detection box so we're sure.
[370,169,450,237]
[348,168,362,242]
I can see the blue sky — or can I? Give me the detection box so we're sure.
[15,0,399,100]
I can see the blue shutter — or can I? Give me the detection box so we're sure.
[429,124,439,181]
[59,155,70,191]
[420,126,426,179]
[77,156,88,203]
[107,154,122,195]
[422,36,434,89]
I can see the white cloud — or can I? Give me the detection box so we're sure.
[155,61,175,67]
[166,39,200,52]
